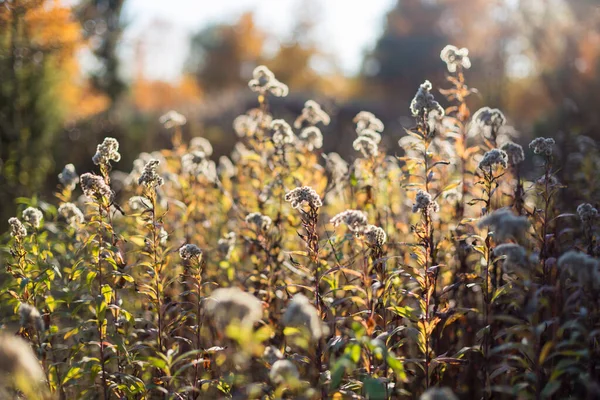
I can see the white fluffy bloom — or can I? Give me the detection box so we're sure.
[248,65,288,97]
[58,164,79,190]
[159,110,187,128]
[282,294,328,340]
[410,80,444,117]
[22,207,43,229]
[206,287,263,330]
[440,45,471,73]
[92,137,121,166]
[284,186,322,209]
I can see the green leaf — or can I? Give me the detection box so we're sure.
[363,377,386,400]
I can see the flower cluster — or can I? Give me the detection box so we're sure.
[500,142,525,166]
[159,110,187,128]
[478,149,508,170]
[58,203,85,226]
[271,119,295,147]
[233,108,272,138]
[529,137,555,156]
[284,186,322,209]
[440,45,471,73]
[248,65,289,97]
[353,111,384,134]
[410,80,444,117]
[577,203,598,224]
[472,107,506,133]
[138,160,164,188]
[558,250,600,289]
[478,208,529,242]
[245,212,272,231]
[493,243,527,270]
[181,151,209,176]
[294,100,330,128]
[22,207,43,229]
[92,137,121,166]
[218,156,236,178]
[353,136,379,158]
[412,190,440,214]
[282,294,328,340]
[299,127,323,151]
[8,217,27,239]
[330,210,369,233]
[189,137,213,156]
[206,287,263,330]
[364,225,387,247]
[58,163,79,190]
[80,173,113,200]
[179,244,203,261]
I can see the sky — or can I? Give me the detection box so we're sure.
[120,0,396,82]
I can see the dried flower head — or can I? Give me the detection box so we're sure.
[217,232,236,259]
[410,80,444,117]
[478,208,529,242]
[494,243,527,269]
[159,110,187,128]
[245,212,272,231]
[58,164,79,190]
[179,244,203,261]
[330,210,369,234]
[577,203,598,224]
[364,225,387,247]
[189,137,213,156]
[248,65,289,97]
[529,137,555,156]
[284,186,322,209]
[8,217,27,239]
[412,190,440,213]
[92,137,121,166]
[233,109,272,138]
[472,107,506,133]
[181,151,209,176]
[299,127,323,151]
[19,303,44,332]
[478,149,508,170]
[206,287,263,330]
[218,156,237,178]
[420,387,458,400]
[269,359,300,385]
[22,207,43,229]
[353,136,379,158]
[282,294,328,340]
[294,100,330,128]
[440,45,471,73]
[501,142,525,166]
[353,111,384,133]
[358,128,382,144]
[138,159,164,188]
[80,173,113,200]
[58,203,85,226]
[558,250,600,289]
[271,119,295,147]
[0,334,45,386]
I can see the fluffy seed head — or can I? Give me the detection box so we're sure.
[472,107,506,132]
[364,225,387,247]
[353,111,384,133]
[410,80,444,117]
[218,156,236,178]
[501,142,525,166]
[299,127,323,151]
[179,244,203,261]
[529,137,555,156]
[478,149,508,170]
[58,164,79,190]
[248,65,289,97]
[138,160,164,188]
[80,173,113,200]
[294,100,330,128]
[8,217,27,239]
[271,119,295,146]
[159,110,187,128]
[324,152,348,183]
[478,208,529,242]
[330,210,369,233]
[92,137,121,166]
[22,207,43,229]
[282,294,328,340]
[558,250,600,289]
[19,303,44,332]
[420,387,458,400]
[412,190,440,213]
[189,137,213,156]
[440,45,471,73]
[494,243,527,269]
[263,346,284,365]
[357,129,382,144]
[353,136,379,158]
[181,151,208,176]
[206,287,263,330]
[284,186,322,209]
[269,360,300,385]
[58,203,85,226]
[577,203,598,224]
[245,212,272,231]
